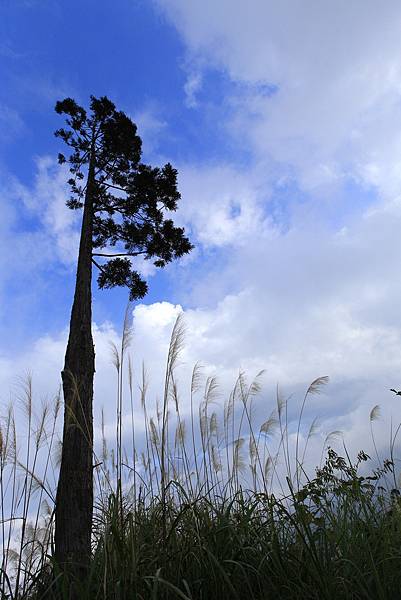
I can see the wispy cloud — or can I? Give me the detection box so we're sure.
[14,157,80,265]
[0,103,24,140]
[130,104,168,156]
[183,70,202,108]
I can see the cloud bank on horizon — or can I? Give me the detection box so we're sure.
[1,0,401,463]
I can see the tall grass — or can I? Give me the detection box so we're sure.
[1,313,401,599]
[0,377,60,599]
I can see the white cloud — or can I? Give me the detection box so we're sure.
[11,157,80,266]
[143,168,401,463]
[133,3,401,465]
[183,70,202,108]
[0,163,77,323]
[131,105,168,156]
[2,164,401,471]
[0,156,164,288]
[156,0,401,196]
[2,272,399,478]
[176,163,272,247]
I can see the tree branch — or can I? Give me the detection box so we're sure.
[92,252,146,258]
[91,257,106,272]
[100,181,127,193]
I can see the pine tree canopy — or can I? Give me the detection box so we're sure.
[55,95,193,300]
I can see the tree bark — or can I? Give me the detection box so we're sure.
[55,156,95,577]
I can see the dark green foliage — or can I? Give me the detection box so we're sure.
[55,95,192,300]
[97,258,148,299]
[30,460,401,600]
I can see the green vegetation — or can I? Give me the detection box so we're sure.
[1,314,401,599]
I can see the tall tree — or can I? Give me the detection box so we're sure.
[54,96,192,574]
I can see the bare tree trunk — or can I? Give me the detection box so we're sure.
[55,157,95,578]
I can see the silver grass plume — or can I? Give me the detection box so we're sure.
[169,373,179,412]
[276,385,286,419]
[211,445,222,472]
[165,312,186,384]
[54,386,62,420]
[249,435,257,464]
[35,402,49,449]
[128,354,133,398]
[306,376,329,396]
[191,362,204,396]
[224,391,235,428]
[306,416,320,440]
[18,372,33,422]
[109,340,120,372]
[199,409,208,442]
[210,412,219,437]
[370,405,381,422]
[233,437,246,474]
[175,420,186,447]
[53,439,63,468]
[139,362,149,410]
[264,456,274,482]
[17,462,54,503]
[260,409,279,436]
[149,418,160,447]
[324,430,343,445]
[121,302,134,355]
[204,376,220,406]
[248,370,266,397]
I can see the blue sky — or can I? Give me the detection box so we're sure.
[0,0,253,346]
[2,0,401,466]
